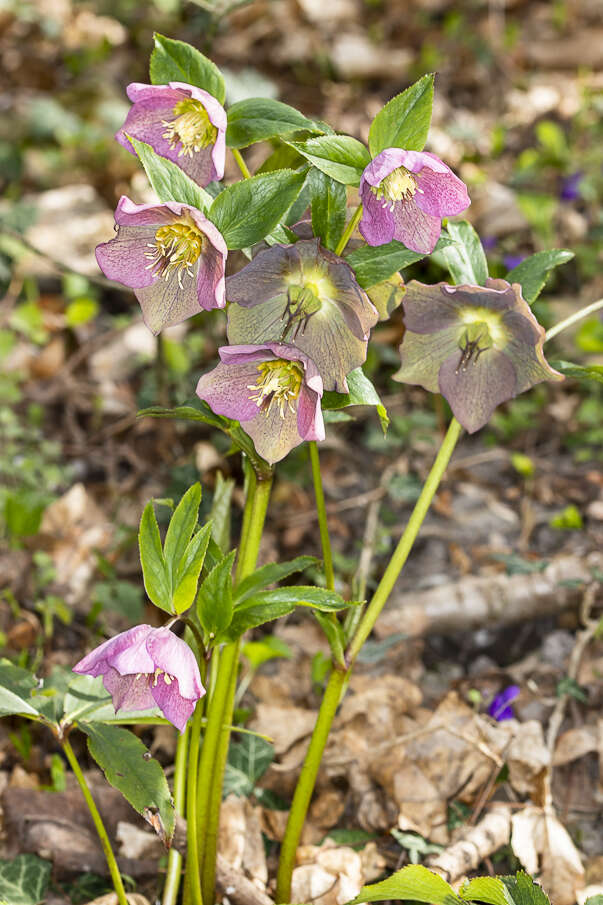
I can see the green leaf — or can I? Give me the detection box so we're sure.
[368,74,435,156]
[242,636,292,670]
[549,360,603,385]
[226,97,321,148]
[460,877,512,905]
[501,873,551,905]
[128,136,213,212]
[0,854,51,905]
[209,472,235,554]
[150,33,225,104]
[225,598,295,640]
[164,483,202,578]
[366,273,406,322]
[505,249,574,304]
[197,549,236,640]
[208,169,305,249]
[314,610,346,667]
[234,555,317,604]
[139,501,172,614]
[223,734,274,798]
[173,522,212,615]
[345,234,453,289]
[322,367,389,433]
[81,723,175,844]
[442,220,488,286]
[288,135,371,186]
[0,660,40,719]
[237,586,356,613]
[309,168,347,251]
[350,864,461,905]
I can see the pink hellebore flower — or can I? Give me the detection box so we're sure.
[359,149,470,254]
[196,342,325,464]
[73,624,204,733]
[116,82,227,186]
[96,196,227,334]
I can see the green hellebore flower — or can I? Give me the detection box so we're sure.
[394,278,563,433]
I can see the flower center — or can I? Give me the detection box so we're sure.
[135,668,176,687]
[280,284,322,341]
[145,220,204,288]
[162,99,218,158]
[248,359,304,418]
[455,322,493,373]
[371,166,417,208]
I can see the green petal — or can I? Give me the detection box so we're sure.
[393,325,460,393]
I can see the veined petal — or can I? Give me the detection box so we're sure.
[391,197,441,254]
[226,244,300,306]
[394,326,461,394]
[151,676,197,733]
[197,359,268,422]
[297,382,325,442]
[359,183,396,246]
[146,628,203,701]
[438,346,517,433]
[402,281,464,334]
[103,668,155,712]
[414,165,470,218]
[73,625,155,677]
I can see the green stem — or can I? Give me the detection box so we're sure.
[275,417,463,903]
[308,442,335,590]
[185,704,205,905]
[162,726,189,905]
[334,204,363,257]
[198,476,273,905]
[62,738,129,905]
[232,148,252,179]
[544,297,603,343]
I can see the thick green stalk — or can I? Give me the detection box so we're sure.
[334,204,363,257]
[162,726,189,905]
[275,418,463,902]
[62,738,129,905]
[308,442,335,590]
[198,475,273,905]
[184,704,205,905]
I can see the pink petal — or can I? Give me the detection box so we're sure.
[359,184,396,246]
[196,359,267,422]
[150,676,196,733]
[392,198,442,254]
[414,166,470,218]
[103,668,155,712]
[146,628,204,701]
[73,625,154,677]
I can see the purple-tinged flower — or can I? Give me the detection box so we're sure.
[196,342,324,464]
[488,685,520,721]
[560,171,583,202]
[226,239,378,394]
[116,82,226,186]
[394,278,563,433]
[96,196,227,334]
[73,625,204,732]
[359,149,470,253]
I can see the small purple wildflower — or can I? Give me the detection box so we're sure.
[116,82,226,186]
[359,149,470,254]
[481,236,498,251]
[196,342,325,464]
[393,278,563,433]
[488,685,520,721]
[559,171,583,202]
[96,196,227,334]
[503,254,525,271]
[73,625,204,732]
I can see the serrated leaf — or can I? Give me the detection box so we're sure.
[208,169,305,249]
[350,864,461,905]
[139,501,172,614]
[197,549,236,640]
[460,877,512,905]
[82,722,175,843]
[549,360,603,385]
[173,522,212,614]
[501,873,551,905]
[210,472,235,554]
[223,734,274,798]
[237,586,356,612]
[506,249,574,304]
[150,33,225,104]
[0,854,51,905]
[322,367,389,433]
[345,235,453,289]
[128,136,213,212]
[443,220,488,286]
[288,135,371,186]
[226,97,321,148]
[234,555,317,604]
[309,168,347,251]
[0,660,39,719]
[368,74,435,156]
[164,483,202,577]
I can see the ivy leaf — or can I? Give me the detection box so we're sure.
[505,249,574,304]
[223,734,274,798]
[0,854,51,905]
[150,33,225,104]
[226,97,322,148]
[368,74,435,157]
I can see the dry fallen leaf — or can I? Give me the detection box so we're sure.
[219,794,268,889]
[511,806,585,905]
[292,840,385,905]
[553,726,598,766]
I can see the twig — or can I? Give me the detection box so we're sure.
[425,804,512,882]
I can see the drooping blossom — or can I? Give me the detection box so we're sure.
[73,625,204,732]
[96,196,227,334]
[196,342,324,464]
[226,239,378,394]
[488,685,520,721]
[359,149,470,253]
[116,82,226,186]
[393,278,563,433]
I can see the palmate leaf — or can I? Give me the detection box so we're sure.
[234,555,317,604]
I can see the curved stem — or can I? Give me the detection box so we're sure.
[275,418,463,903]
[308,442,335,590]
[62,738,129,905]
[334,204,363,257]
[545,297,603,343]
[162,726,189,905]
[232,148,252,179]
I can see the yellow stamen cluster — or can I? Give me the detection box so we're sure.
[248,359,304,418]
[371,165,417,210]
[162,99,218,158]
[135,668,176,687]
[145,220,203,288]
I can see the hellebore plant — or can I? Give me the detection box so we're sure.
[5,33,603,905]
